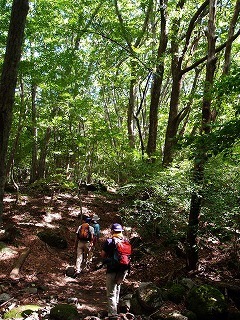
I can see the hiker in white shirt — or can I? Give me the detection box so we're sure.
[74,215,94,276]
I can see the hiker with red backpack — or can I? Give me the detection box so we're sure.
[101,223,132,318]
[74,215,95,276]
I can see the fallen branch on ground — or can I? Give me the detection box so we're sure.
[9,247,30,280]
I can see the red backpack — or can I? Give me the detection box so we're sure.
[112,237,132,271]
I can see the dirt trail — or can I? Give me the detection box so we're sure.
[1,191,126,316]
[2,189,235,318]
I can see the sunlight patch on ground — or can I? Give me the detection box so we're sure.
[3,195,29,205]
[67,206,96,217]
[47,275,76,288]
[207,236,220,244]
[43,212,62,223]
[12,212,33,223]
[43,196,52,202]
[17,221,58,229]
[77,303,99,312]
[11,211,61,229]
[23,272,39,282]
[58,193,74,199]
[68,208,80,217]
[3,196,16,203]
[0,245,18,261]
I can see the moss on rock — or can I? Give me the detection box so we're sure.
[3,305,40,319]
[167,283,186,303]
[187,284,228,320]
[50,303,79,320]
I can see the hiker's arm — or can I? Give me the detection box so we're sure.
[89,225,95,246]
[74,236,78,254]
[74,236,78,249]
[73,235,78,262]
[89,239,94,247]
[74,227,80,251]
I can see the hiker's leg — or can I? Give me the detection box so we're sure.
[116,283,121,306]
[106,272,118,316]
[85,242,92,269]
[115,271,128,310]
[88,248,93,265]
[115,270,128,285]
[75,241,84,273]
[81,243,88,269]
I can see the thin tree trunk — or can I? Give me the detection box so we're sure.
[37,127,52,179]
[134,72,152,156]
[162,0,185,167]
[146,0,168,157]
[128,66,137,148]
[102,88,117,149]
[162,69,182,166]
[114,0,153,149]
[0,0,29,222]
[86,145,95,184]
[30,84,38,183]
[178,68,202,137]
[223,0,240,75]
[5,77,26,181]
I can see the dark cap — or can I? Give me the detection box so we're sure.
[111,223,124,232]
[83,215,91,223]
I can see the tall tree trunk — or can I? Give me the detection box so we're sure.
[0,0,29,222]
[30,84,38,183]
[5,77,26,181]
[146,0,168,158]
[178,68,203,137]
[113,0,153,149]
[186,161,204,270]
[162,0,210,167]
[128,63,137,148]
[162,0,185,167]
[223,0,240,75]
[186,0,217,271]
[37,127,52,179]
[162,68,182,166]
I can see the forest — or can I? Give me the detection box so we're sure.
[0,0,239,319]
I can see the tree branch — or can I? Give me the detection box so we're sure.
[181,29,240,75]
[83,29,152,70]
[134,0,154,48]
[181,0,209,57]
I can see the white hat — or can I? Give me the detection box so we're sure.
[92,214,100,221]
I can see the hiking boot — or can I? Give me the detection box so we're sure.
[95,262,103,270]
